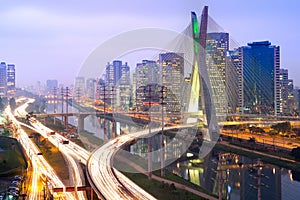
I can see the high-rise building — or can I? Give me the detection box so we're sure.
[105,60,122,86]
[117,62,130,110]
[75,77,85,100]
[46,79,58,94]
[135,60,159,110]
[104,60,130,110]
[105,60,122,105]
[238,41,280,115]
[86,78,96,99]
[0,62,7,97]
[293,88,300,115]
[96,78,105,102]
[287,79,294,115]
[226,50,241,114]
[159,52,184,114]
[206,32,229,116]
[131,73,137,109]
[6,64,16,98]
[279,69,289,115]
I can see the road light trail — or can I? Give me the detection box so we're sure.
[87,124,197,200]
[5,105,76,200]
[15,98,194,200]
[14,98,88,199]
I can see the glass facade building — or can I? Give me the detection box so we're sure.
[239,41,280,115]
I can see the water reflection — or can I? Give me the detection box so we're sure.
[45,104,300,199]
[165,149,300,200]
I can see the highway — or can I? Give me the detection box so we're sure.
[5,105,76,200]
[14,98,157,200]
[14,98,88,199]
[87,124,198,200]
[14,97,205,200]
[87,128,158,200]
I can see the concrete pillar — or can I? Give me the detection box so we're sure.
[64,115,67,129]
[78,115,85,132]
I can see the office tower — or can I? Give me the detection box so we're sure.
[86,78,96,99]
[96,78,105,102]
[0,62,7,97]
[159,52,184,114]
[135,60,159,110]
[226,50,241,114]
[105,60,123,105]
[238,41,280,115]
[279,69,289,115]
[105,60,122,86]
[287,79,294,114]
[206,32,229,116]
[117,62,130,110]
[6,64,15,98]
[74,77,85,100]
[293,88,300,115]
[46,79,58,94]
[131,73,137,110]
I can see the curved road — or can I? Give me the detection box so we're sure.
[87,125,195,200]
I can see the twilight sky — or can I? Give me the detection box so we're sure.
[1,0,299,87]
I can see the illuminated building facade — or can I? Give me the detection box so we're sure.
[118,62,130,110]
[135,60,159,111]
[0,62,7,97]
[86,78,96,99]
[46,79,58,94]
[6,64,15,98]
[159,52,184,114]
[239,41,280,115]
[206,32,229,116]
[279,69,289,114]
[226,50,241,114]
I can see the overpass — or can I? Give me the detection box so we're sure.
[35,111,300,133]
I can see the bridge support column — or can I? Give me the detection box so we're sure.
[64,115,68,130]
[78,115,85,132]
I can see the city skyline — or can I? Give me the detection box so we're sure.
[0,1,299,86]
[1,4,300,200]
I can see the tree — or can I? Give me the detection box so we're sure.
[271,122,291,134]
[248,137,256,144]
[291,147,300,160]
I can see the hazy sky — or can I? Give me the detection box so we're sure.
[1,0,300,87]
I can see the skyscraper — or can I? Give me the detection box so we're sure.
[104,60,130,109]
[238,41,280,115]
[135,60,159,110]
[105,60,122,86]
[206,32,229,116]
[75,77,85,100]
[0,62,7,97]
[117,62,130,110]
[46,79,58,94]
[159,52,184,114]
[287,79,294,114]
[6,64,15,98]
[226,50,241,114]
[86,78,96,99]
[279,69,289,115]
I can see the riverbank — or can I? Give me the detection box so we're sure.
[114,150,218,200]
[216,141,300,171]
